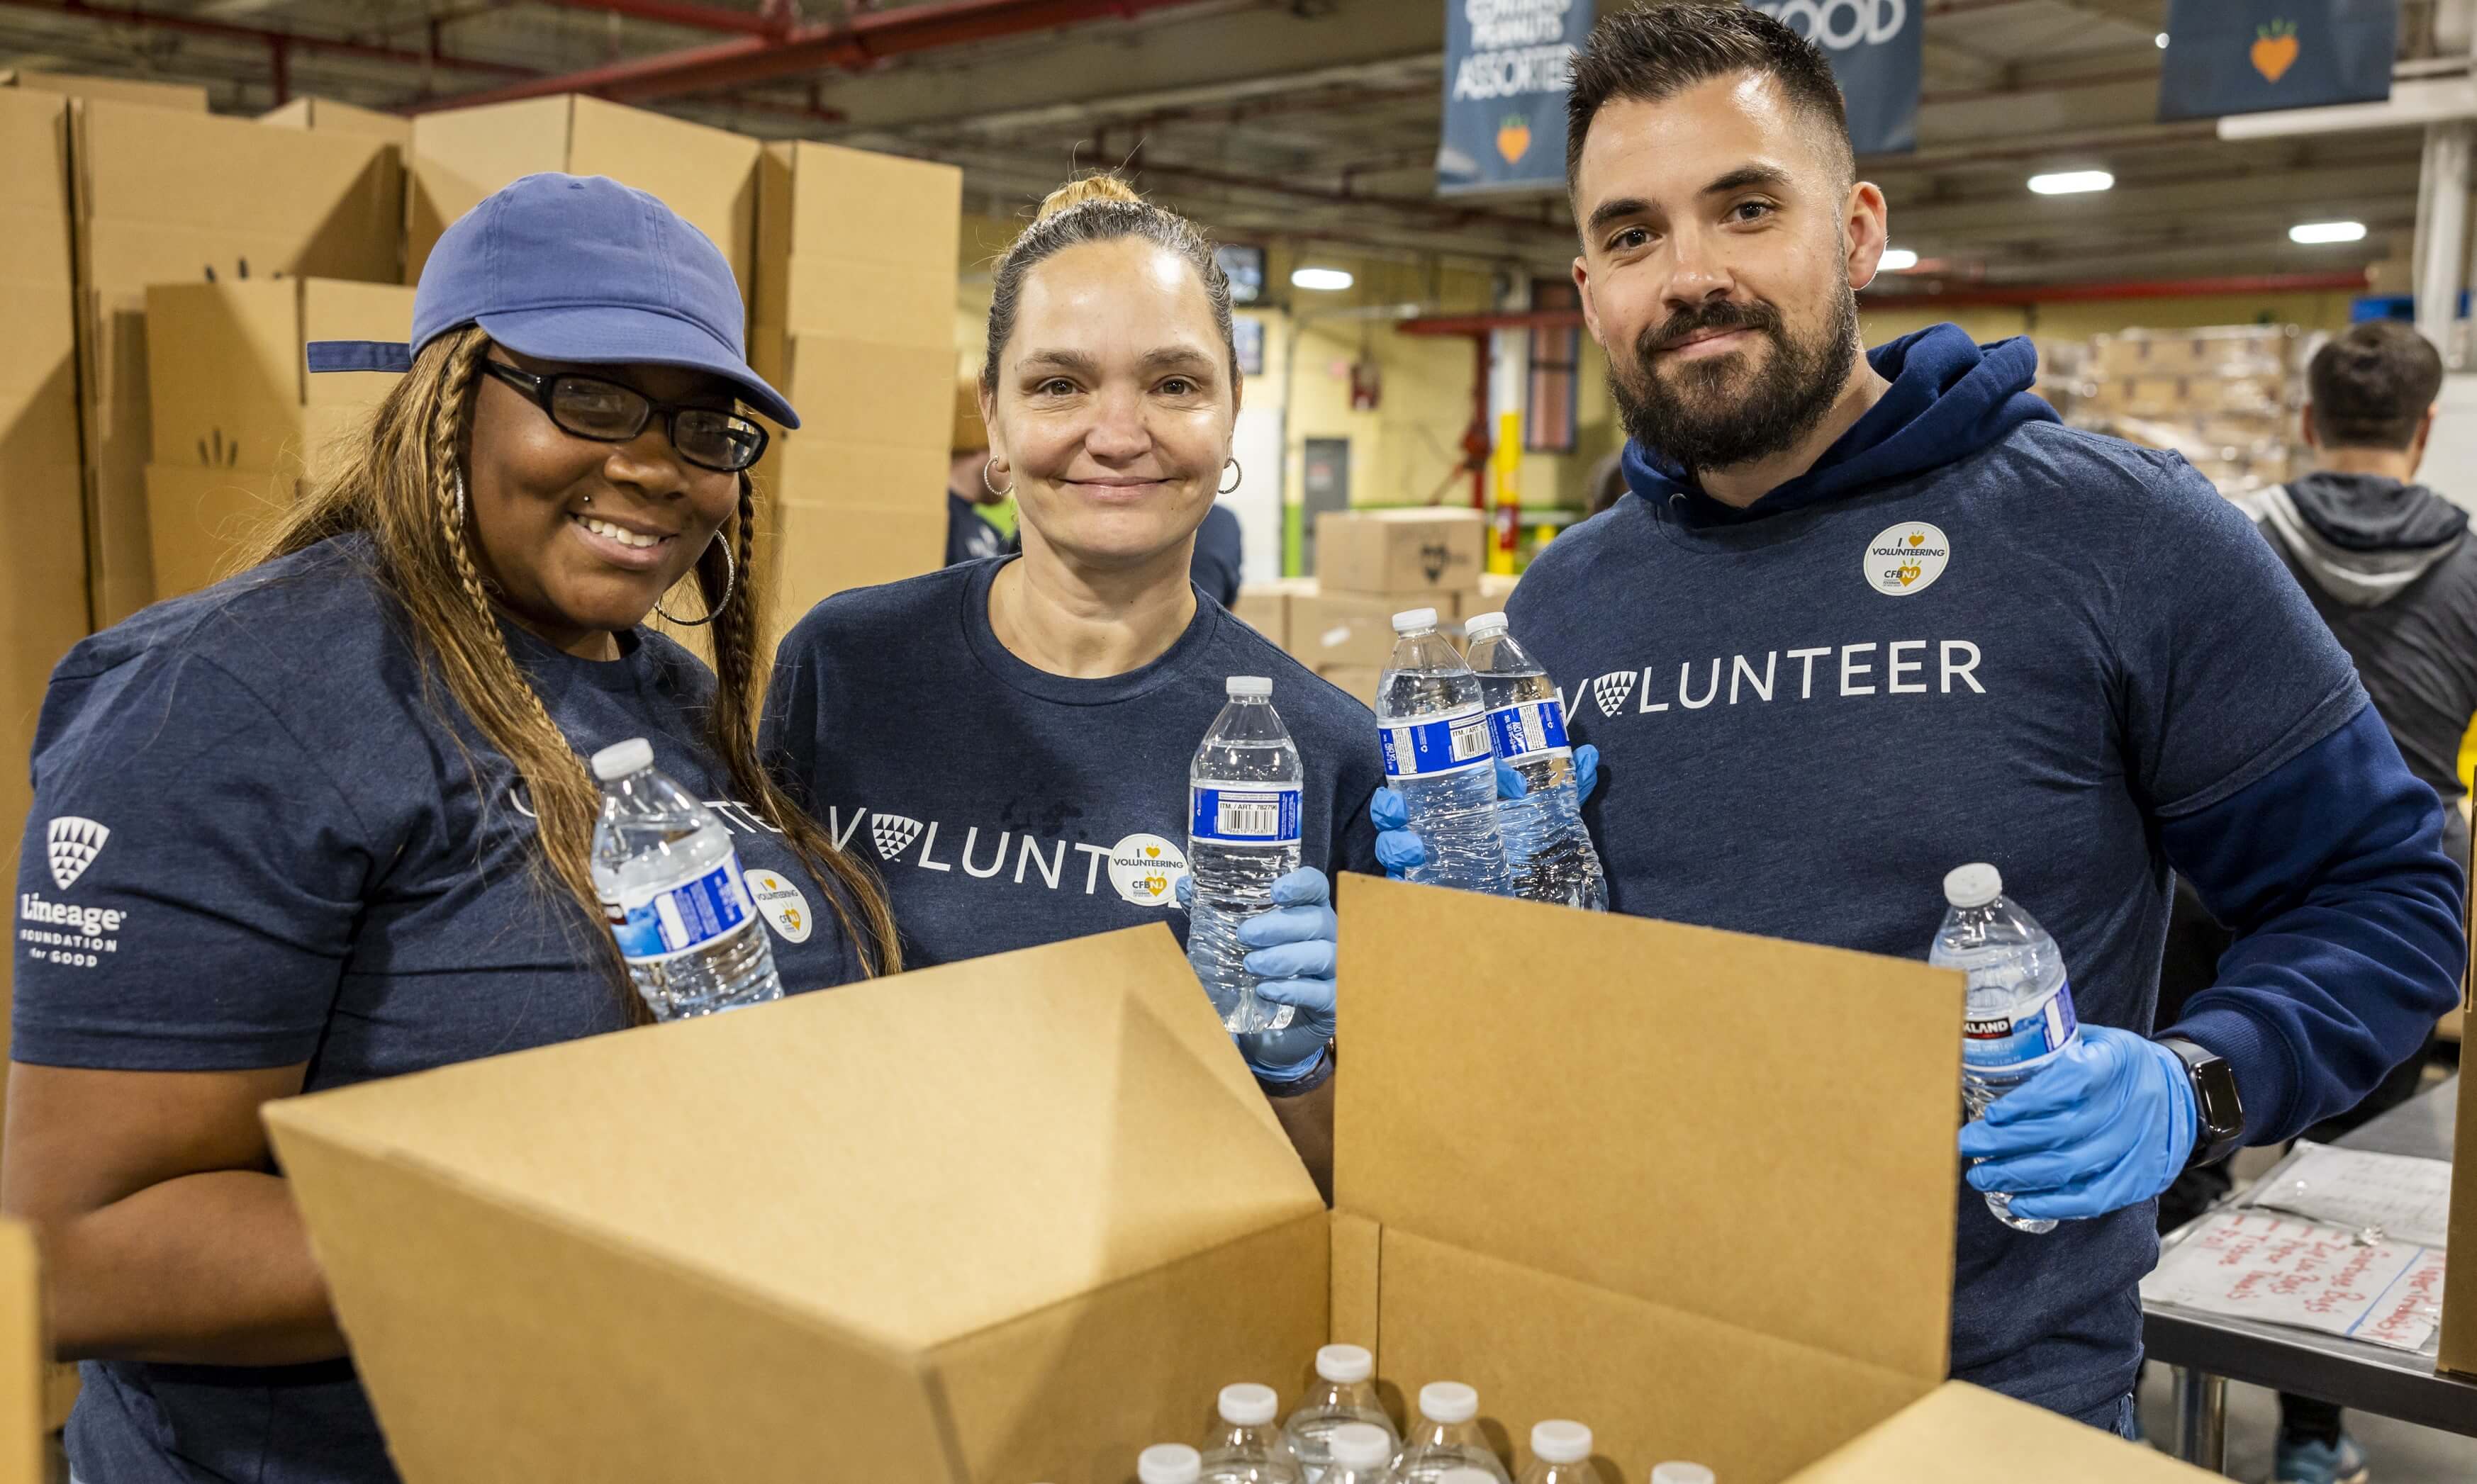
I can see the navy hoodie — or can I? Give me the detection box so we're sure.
[1508,325,2465,1418]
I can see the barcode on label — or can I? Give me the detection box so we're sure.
[1218,799,1280,836]
[1450,719,1492,761]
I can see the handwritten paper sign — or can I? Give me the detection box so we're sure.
[2245,1141,2454,1251]
[2141,1210,2447,1352]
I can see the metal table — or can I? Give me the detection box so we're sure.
[2144,1075,2471,1471]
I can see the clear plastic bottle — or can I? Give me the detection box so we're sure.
[1516,1422,1594,1484]
[1200,1383,1307,1484]
[1394,1382,1511,1484]
[1377,609,1512,896]
[1142,1444,1205,1484]
[1463,612,1606,912]
[1283,1344,1399,1483]
[1321,1424,1399,1484]
[1649,1464,1715,1484]
[1928,862,2081,1236]
[1187,677,1304,1035]
[589,738,781,1020]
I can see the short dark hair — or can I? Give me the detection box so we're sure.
[2308,320,2443,450]
[1565,2,1855,194]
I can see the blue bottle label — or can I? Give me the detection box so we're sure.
[602,854,754,964]
[1485,698,1571,760]
[1962,975,2079,1075]
[1379,705,1495,780]
[1190,782,1303,846]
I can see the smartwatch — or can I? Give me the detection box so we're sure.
[2157,1036,2244,1169]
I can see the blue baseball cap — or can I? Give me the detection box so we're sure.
[307,172,798,429]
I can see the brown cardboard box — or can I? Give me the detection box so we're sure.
[1231,576,1316,650]
[264,878,2221,1483]
[261,95,413,151]
[1313,665,1380,708]
[749,140,960,375]
[146,279,413,480]
[767,336,958,464]
[1783,1381,2210,1480]
[759,500,946,636]
[1475,570,1521,605]
[0,70,206,111]
[408,96,761,292]
[142,465,289,602]
[70,100,401,626]
[1290,589,1459,670]
[0,1219,38,1484]
[2438,879,2476,1377]
[1316,508,1485,596]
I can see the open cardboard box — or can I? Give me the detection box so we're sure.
[267,877,2214,1481]
[0,1219,39,1484]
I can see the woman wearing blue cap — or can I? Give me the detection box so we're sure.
[2,174,896,1483]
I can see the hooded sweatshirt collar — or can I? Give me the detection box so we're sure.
[2258,471,2468,608]
[1621,323,2060,527]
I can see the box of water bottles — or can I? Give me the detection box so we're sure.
[263,865,2213,1483]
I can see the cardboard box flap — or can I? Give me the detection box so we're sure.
[1334,874,1962,1382]
[266,923,1321,1353]
[0,1218,40,1484]
[1783,1381,2216,1480]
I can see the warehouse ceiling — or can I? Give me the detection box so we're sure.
[0,0,2447,293]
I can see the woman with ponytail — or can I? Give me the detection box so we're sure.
[1,174,896,1483]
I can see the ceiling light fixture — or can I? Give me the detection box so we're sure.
[1878,247,1919,271]
[1290,266,1354,291]
[2289,220,2368,244]
[2028,169,2115,195]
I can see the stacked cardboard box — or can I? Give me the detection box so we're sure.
[747,141,961,640]
[266,878,2221,1483]
[0,70,206,111]
[69,99,402,625]
[1294,509,1486,703]
[260,95,413,152]
[2076,326,2300,496]
[1230,575,1316,651]
[142,279,415,600]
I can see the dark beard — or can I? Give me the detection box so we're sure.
[1608,290,1860,473]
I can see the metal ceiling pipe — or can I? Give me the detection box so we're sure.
[533,0,788,36]
[405,0,1228,112]
[0,0,532,78]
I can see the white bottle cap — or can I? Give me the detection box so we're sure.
[1392,607,1440,633]
[1316,1343,1375,1383]
[1138,1444,1202,1484]
[1440,1471,1498,1484]
[1329,1423,1394,1470]
[1942,862,2003,909]
[590,737,654,782]
[1463,610,1508,635]
[1419,1381,1478,1424]
[1531,1420,1592,1464]
[1219,1382,1279,1427]
[1226,675,1273,698]
[1650,1464,1716,1484]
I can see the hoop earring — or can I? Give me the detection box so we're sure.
[1219,457,1242,495]
[983,456,1014,499]
[653,535,737,628]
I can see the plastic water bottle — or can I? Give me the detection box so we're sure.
[1928,862,2081,1236]
[1283,1344,1399,1482]
[1516,1422,1594,1484]
[1377,609,1512,896]
[1141,1444,1204,1484]
[1321,1425,1399,1484]
[1199,1383,1306,1484]
[589,738,782,1020]
[1463,612,1606,912]
[1395,1382,1511,1484]
[1187,676,1303,1035]
[1649,1465,1716,1484]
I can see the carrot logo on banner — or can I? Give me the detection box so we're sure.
[2251,18,2300,81]
[1864,522,1951,597]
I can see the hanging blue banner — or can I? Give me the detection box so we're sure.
[1436,0,1594,196]
[1750,0,1921,154]
[2158,0,2395,120]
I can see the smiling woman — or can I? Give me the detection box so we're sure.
[0,172,898,1484]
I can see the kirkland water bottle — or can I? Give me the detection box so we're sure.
[1928,862,2081,1236]
[1516,1422,1595,1484]
[1463,612,1606,911]
[1377,609,1512,895]
[1283,1345,1399,1482]
[589,738,782,1020]
[1321,1426,1399,1484]
[1395,1382,1511,1484]
[1199,1383,1306,1484]
[1187,676,1303,1035]
[1141,1444,1204,1484]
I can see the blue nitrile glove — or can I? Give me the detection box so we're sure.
[1372,743,1599,878]
[1173,867,1337,1084]
[1956,1025,2198,1222]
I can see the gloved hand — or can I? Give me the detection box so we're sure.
[1372,743,1599,878]
[1957,1025,2198,1222]
[1174,867,1336,1082]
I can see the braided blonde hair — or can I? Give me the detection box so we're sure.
[249,328,900,1020]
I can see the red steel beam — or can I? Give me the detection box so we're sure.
[0,0,532,77]
[406,0,1226,111]
[532,0,786,35]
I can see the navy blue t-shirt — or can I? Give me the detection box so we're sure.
[762,558,1383,979]
[13,533,866,1483]
[1510,332,2373,1419]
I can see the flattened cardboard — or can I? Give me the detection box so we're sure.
[267,925,1325,1483]
[259,95,410,150]
[0,1220,38,1484]
[1784,1381,2211,1481]
[1315,509,1485,596]
[143,465,287,602]
[0,70,205,111]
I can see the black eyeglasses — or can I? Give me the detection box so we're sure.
[481,361,769,473]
